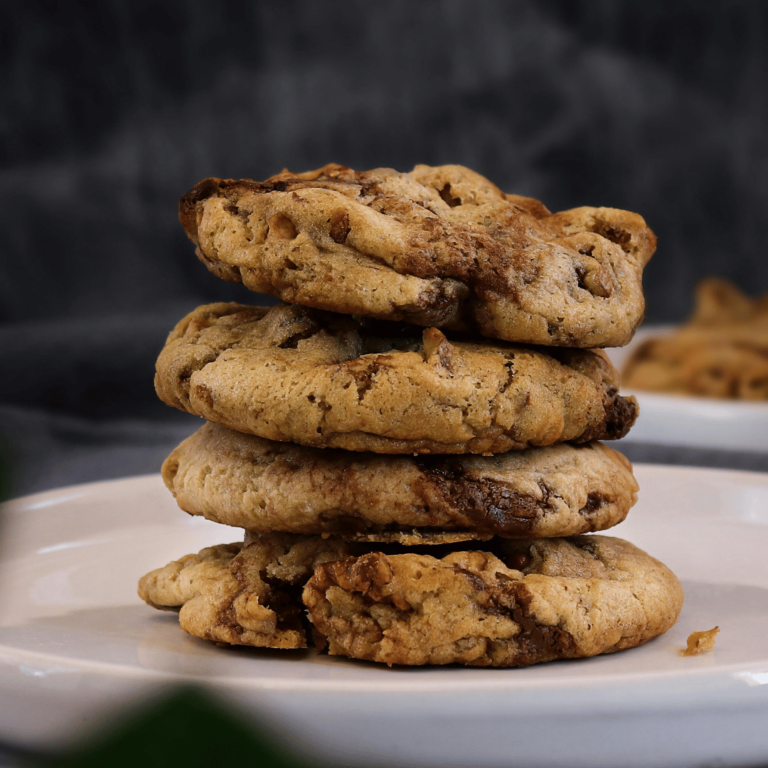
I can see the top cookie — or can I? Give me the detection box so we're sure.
[179,164,656,348]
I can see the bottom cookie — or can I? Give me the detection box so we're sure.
[138,533,355,649]
[139,532,683,666]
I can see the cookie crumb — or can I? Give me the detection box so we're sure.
[681,627,719,656]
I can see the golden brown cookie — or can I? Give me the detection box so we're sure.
[139,534,683,665]
[179,164,655,348]
[304,535,684,667]
[623,278,768,399]
[163,423,638,539]
[155,302,638,454]
[137,534,356,649]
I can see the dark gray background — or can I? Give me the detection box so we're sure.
[2,0,768,497]
[1,4,767,765]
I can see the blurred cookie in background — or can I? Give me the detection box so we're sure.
[622,278,768,400]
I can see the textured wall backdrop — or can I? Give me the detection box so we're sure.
[2,0,768,493]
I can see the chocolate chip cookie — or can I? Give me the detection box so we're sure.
[155,302,638,454]
[139,533,683,666]
[304,535,684,667]
[138,533,356,649]
[163,422,638,539]
[179,163,655,347]
[623,278,768,399]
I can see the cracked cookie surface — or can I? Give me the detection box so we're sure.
[137,533,355,649]
[155,302,638,454]
[163,422,638,538]
[304,535,683,667]
[180,163,655,348]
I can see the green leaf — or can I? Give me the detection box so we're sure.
[50,686,321,768]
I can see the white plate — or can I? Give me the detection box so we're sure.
[2,470,768,768]
[609,326,768,452]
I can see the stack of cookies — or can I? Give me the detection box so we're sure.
[140,164,683,667]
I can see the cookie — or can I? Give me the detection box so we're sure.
[623,335,768,399]
[304,535,684,667]
[179,163,655,348]
[623,278,768,399]
[163,422,638,539]
[155,302,638,454]
[140,534,683,666]
[137,533,356,649]
[344,530,491,546]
